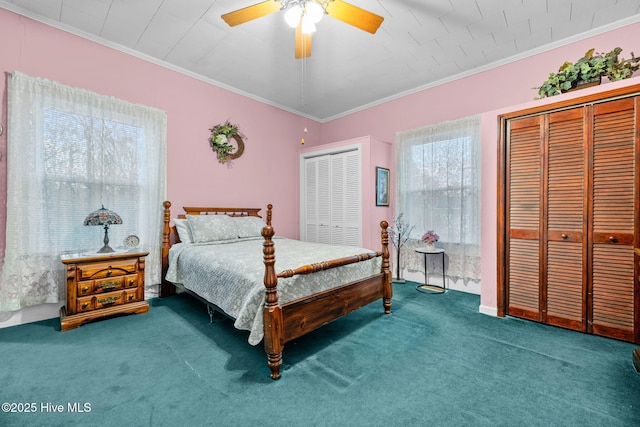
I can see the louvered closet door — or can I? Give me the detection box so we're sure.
[545,109,587,331]
[304,155,331,244]
[330,151,361,246]
[589,98,637,341]
[507,116,542,321]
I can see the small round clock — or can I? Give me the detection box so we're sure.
[124,234,140,249]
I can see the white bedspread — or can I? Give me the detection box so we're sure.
[165,237,381,345]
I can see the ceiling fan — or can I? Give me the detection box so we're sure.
[221,0,384,59]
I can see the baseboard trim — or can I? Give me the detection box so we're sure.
[0,303,62,329]
[479,304,498,317]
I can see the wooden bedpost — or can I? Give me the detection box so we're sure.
[161,201,175,297]
[266,203,273,226]
[262,212,283,380]
[380,220,392,314]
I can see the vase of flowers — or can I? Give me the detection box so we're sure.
[421,230,439,252]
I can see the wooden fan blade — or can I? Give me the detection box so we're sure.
[221,0,282,27]
[326,0,384,34]
[295,24,312,59]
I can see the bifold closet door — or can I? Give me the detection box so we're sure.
[304,155,331,244]
[330,151,361,246]
[506,97,638,343]
[506,116,542,321]
[303,150,362,246]
[507,110,587,330]
[545,109,587,331]
[589,98,637,342]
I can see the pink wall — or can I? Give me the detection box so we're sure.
[318,21,640,314]
[366,137,394,250]
[0,9,322,260]
[1,6,639,322]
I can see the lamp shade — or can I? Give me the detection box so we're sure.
[84,205,123,226]
[84,205,122,253]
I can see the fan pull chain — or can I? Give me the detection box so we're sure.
[300,51,306,144]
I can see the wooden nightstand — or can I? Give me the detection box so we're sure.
[60,251,150,331]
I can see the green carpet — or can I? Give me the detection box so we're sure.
[1,282,639,426]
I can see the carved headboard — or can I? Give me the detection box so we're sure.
[160,201,270,297]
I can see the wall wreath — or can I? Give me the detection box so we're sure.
[209,120,245,164]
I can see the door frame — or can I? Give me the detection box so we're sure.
[299,143,362,243]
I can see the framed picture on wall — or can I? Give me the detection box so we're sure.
[376,167,390,206]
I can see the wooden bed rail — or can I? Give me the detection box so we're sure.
[276,252,381,279]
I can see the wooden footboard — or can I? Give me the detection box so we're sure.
[261,207,392,380]
[160,201,392,380]
[281,273,387,341]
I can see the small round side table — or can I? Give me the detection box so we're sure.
[415,247,446,294]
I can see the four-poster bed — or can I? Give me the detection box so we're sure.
[160,201,392,379]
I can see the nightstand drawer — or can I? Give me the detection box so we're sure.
[76,289,139,312]
[123,288,139,303]
[76,296,94,312]
[77,259,139,280]
[77,282,93,296]
[94,277,125,293]
[94,290,125,309]
[77,276,129,296]
[77,291,124,312]
[123,274,138,288]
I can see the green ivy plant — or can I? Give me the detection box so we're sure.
[605,47,640,80]
[536,47,640,99]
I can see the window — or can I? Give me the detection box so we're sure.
[405,136,480,245]
[395,115,481,283]
[0,72,166,311]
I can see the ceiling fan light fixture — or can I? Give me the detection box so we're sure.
[305,2,324,24]
[222,0,383,59]
[301,19,317,34]
[284,5,302,28]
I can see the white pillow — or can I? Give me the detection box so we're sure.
[186,214,238,243]
[173,218,194,244]
[233,216,266,238]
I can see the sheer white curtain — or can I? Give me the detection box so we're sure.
[395,115,481,288]
[0,72,166,311]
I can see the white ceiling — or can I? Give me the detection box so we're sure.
[2,0,640,121]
